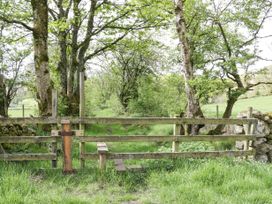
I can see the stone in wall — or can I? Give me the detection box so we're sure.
[236,110,272,162]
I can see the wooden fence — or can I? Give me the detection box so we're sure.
[0,116,260,173]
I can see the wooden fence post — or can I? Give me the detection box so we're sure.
[51,89,58,168]
[244,107,253,158]
[216,105,219,118]
[79,72,85,168]
[22,104,25,118]
[172,115,181,152]
[51,130,58,168]
[97,142,108,171]
[61,120,75,174]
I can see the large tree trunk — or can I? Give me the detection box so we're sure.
[174,0,204,134]
[31,0,52,116]
[209,94,238,135]
[0,74,7,117]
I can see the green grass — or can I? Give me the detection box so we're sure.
[1,123,270,203]
[3,95,272,203]
[1,159,272,204]
[8,98,38,117]
[202,95,272,117]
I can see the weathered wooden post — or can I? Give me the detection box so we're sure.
[22,104,25,118]
[51,130,58,168]
[51,89,58,168]
[172,115,181,152]
[79,72,86,168]
[61,120,75,174]
[244,107,253,159]
[97,142,108,171]
[216,105,219,118]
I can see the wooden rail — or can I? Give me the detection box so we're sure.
[79,135,258,143]
[0,135,58,165]
[0,116,260,173]
[0,153,56,161]
[0,117,258,125]
[81,150,254,160]
[0,136,58,143]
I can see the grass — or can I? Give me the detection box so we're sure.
[1,159,272,204]
[202,95,272,117]
[8,98,38,117]
[1,123,271,203]
[3,95,272,203]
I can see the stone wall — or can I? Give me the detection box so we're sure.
[236,111,272,163]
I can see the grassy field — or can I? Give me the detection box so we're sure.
[8,98,38,117]
[2,95,272,203]
[202,95,272,117]
[1,123,272,203]
[1,158,272,204]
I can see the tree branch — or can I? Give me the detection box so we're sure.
[84,32,128,62]
[0,16,33,31]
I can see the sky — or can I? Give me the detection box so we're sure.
[255,17,272,69]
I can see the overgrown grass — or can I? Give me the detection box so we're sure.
[202,95,272,117]
[1,159,272,204]
[3,95,272,203]
[1,123,272,203]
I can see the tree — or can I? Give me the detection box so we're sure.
[174,0,204,134]
[174,0,272,134]
[48,0,172,115]
[199,0,272,134]
[0,0,52,116]
[0,21,30,117]
[107,39,159,110]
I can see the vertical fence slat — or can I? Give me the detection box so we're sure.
[51,89,58,168]
[245,107,253,158]
[172,115,181,152]
[79,72,85,168]
[51,130,58,168]
[22,104,25,118]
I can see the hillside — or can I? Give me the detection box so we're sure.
[203,95,272,117]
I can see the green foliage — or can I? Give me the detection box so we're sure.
[190,76,227,104]
[128,74,186,116]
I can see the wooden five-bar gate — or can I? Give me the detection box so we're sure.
[0,116,261,173]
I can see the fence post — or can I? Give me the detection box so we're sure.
[51,130,58,168]
[22,104,25,118]
[51,89,58,168]
[216,105,219,118]
[97,142,108,171]
[79,72,85,168]
[61,120,75,174]
[244,107,253,158]
[172,115,181,152]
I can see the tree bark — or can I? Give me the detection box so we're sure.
[209,90,239,135]
[174,0,204,134]
[0,74,7,117]
[31,0,52,116]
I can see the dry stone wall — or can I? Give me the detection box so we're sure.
[237,111,272,162]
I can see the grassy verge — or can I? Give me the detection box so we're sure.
[202,95,272,118]
[1,159,272,204]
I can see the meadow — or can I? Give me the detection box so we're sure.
[2,95,272,203]
[1,158,272,204]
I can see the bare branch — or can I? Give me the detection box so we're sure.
[246,81,272,89]
[84,32,128,62]
[0,16,33,31]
